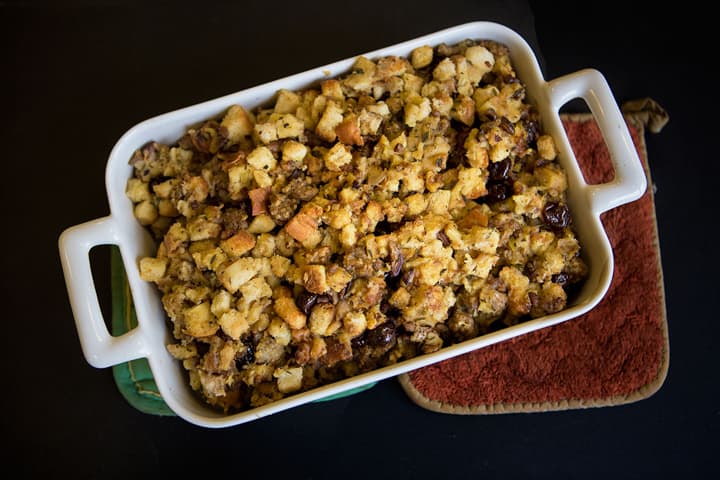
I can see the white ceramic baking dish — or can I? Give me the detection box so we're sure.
[59,21,646,428]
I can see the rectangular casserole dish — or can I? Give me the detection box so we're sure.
[59,21,646,428]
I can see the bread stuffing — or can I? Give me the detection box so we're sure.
[126,39,587,412]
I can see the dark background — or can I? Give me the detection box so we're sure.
[2,0,716,477]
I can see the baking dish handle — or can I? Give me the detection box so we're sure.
[59,216,148,368]
[547,69,647,214]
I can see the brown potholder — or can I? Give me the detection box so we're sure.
[399,103,669,414]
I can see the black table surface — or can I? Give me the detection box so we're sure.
[2,0,716,477]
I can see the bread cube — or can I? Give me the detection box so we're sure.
[221,105,254,144]
[254,122,278,144]
[335,116,363,146]
[530,230,555,255]
[344,56,376,93]
[512,187,543,218]
[308,304,336,336]
[253,169,273,188]
[251,233,276,258]
[464,133,489,169]
[309,336,327,360]
[275,113,304,139]
[270,255,291,277]
[187,216,221,241]
[210,289,233,316]
[163,147,193,178]
[268,317,292,346]
[404,93,431,127]
[273,297,306,329]
[247,214,276,234]
[462,252,497,279]
[534,164,567,193]
[315,101,344,142]
[274,89,301,114]
[156,199,177,217]
[427,189,451,215]
[134,200,158,226]
[139,257,167,282]
[405,193,428,217]
[321,79,344,100]
[339,223,357,247]
[326,265,352,292]
[323,142,352,171]
[303,265,329,294]
[285,212,318,242]
[218,309,249,339]
[342,311,367,338]
[388,286,411,309]
[326,205,352,229]
[411,45,433,69]
[433,57,456,81]
[451,95,476,126]
[483,83,525,123]
[247,146,277,171]
[358,109,383,136]
[456,167,487,200]
[282,140,308,163]
[183,302,218,337]
[274,367,303,393]
[227,165,254,198]
[191,246,226,271]
[151,179,177,199]
[463,226,500,254]
[126,178,151,203]
[166,343,197,360]
[219,257,262,293]
[537,134,558,160]
[464,45,495,84]
[499,266,531,317]
[376,55,408,78]
[472,85,499,113]
[239,276,272,304]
